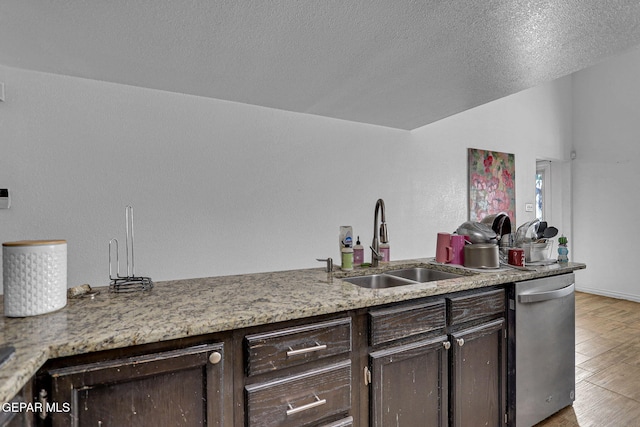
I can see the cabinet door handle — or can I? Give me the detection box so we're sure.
[442,341,451,350]
[364,366,372,385]
[286,395,327,416]
[38,389,48,420]
[286,343,327,357]
[518,283,574,303]
[457,338,465,347]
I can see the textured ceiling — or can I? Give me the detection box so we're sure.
[2,1,640,129]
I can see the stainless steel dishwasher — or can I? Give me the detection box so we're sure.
[508,272,575,426]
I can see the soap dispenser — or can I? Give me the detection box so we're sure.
[341,244,354,271]
[379,242,390,264]
[353,236,364,267]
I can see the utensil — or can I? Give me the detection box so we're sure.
[543,226,558,238]
[481,213,512,237]
[456,221,498,244]
[464,243,499,268]
[515,219,540,246]
[536,221,547,239]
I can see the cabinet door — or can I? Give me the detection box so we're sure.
[48,343,226,427]
[449,319,506,427]
[369,335,449,427]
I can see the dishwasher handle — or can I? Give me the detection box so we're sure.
[518,283,574,303]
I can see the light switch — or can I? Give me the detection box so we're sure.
[0,189,10,209]
[525,203,534,212]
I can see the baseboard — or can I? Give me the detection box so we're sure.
[575,285,640,303]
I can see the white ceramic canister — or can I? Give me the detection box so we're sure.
[2,240,67,317]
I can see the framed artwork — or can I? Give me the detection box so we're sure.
[468,148,515,224]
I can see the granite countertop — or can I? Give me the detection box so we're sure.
[0,258,585,404]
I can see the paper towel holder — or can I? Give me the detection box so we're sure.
[108,206,153,293]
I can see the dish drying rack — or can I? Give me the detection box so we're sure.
[109,206,153,292]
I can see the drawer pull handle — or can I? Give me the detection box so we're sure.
[286,395,327,416]
[286,343,327,357]
[442,341,451,350]
[457,338,465,347]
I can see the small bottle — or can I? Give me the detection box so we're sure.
[341,245,354,271]
[353,236,364,267]
[379,243,390,264]
[339,226,353,252]
[557,235,569,263]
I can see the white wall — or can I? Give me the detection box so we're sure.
[573,46,640,301]
[411,76,573,245]
[0,65,572,291]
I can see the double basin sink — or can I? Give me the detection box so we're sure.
[343,267,463,289]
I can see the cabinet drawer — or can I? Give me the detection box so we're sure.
[447,288,505,326]
[369,299,445,346]
[245,360,351,427]
[319,416,353,427]
[245,318,351,376]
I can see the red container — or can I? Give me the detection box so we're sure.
[508,248,525,267]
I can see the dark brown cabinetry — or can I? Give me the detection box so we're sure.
[449,319,506,427]
[245,318,352,377]
[243,318,353,427]
[369,336,449,426]
[45,343,228,426]
[366,288,507,427]
[29,284,509,427]
[447,288,507,427]
[245,360,352,427]
[320,417,354,427]
[367,299,448,427]
[368,300,446,347]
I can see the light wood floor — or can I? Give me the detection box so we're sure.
[535,292,640,426]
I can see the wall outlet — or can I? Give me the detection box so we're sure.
[0,189,10,209]
[525,203,534,212]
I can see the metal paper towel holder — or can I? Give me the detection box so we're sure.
[108,206,154,293]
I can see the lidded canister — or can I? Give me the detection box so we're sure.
[2,240,67,317]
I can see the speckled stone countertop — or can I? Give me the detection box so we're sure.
[0,258,585,404]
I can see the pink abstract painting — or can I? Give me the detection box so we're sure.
[468,148,516,224]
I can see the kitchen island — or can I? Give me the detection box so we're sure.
[0,258,585,425]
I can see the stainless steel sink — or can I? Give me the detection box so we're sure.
[343,274,416,289]
[343,267,463,289]
[386,267,462,282]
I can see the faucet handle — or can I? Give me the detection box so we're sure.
[316,258,333,272]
